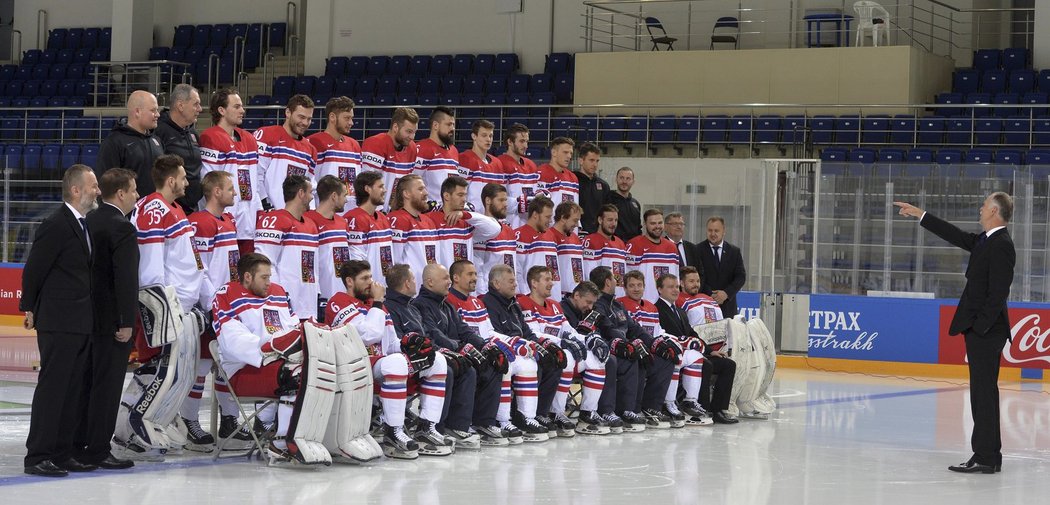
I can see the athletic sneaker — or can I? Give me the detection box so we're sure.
[642,408,672,429]
[620,411,647,433]
[575,410,611,435]
[445,427,482,450]
[515,417,550,443]
[602,412,625,434]
[181,417,215,449]
[499,421,525,445]
[381,424,419,460]
[474,425,510,447]
[413,420,454,456]
[550,412,577,438]
[662,402,687,429]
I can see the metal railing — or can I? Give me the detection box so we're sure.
[36,10,47,50]
[286,1,298,57]
[11,30,21,65]
[581,0,1034,66]
[90,60,192,107]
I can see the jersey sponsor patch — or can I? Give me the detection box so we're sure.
[453,242,468,262]
[380,246,393,274]
[612,262,625,287]
[288,165,307,178]
[333,246,349,275]
[263,309,282,334]
[546,255,560,281]
[301,250,316,283]
[425,244,437,264]
[571,257,583,283]
[236,168,253,200]
[227,250,240,283]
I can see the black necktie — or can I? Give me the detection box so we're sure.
[677,242,686,266]
[976,232,988,248]
[712,245,721,268]
[79,217,91,254]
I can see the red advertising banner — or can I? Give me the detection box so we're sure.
[0,265,23,316]
[939,305,1050,368]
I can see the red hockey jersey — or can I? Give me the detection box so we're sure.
[360,133,419,210]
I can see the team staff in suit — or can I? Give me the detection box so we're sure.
[19,164,101,477]
[73,168,140,470]
[664,212,701,270]
[696,216,746,317]
[895,193,1015,474]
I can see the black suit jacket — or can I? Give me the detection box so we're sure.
[20,204,93,334]
[921,213,1014,337]
[696,239,746,317]
[669,238,703,271]
[86,203,140,335]
[655,298,696,339]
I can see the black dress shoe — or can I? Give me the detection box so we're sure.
[55,458,98,472]
[948,459,998,474]
[24,460,68,477]
[712,411,739,424]
[96,455,134,470]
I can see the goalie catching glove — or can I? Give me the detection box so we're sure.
[261,327,304,365]
[400,331,436,373]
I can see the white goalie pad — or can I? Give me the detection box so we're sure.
[725,317,753,417]
[138,285,185,348]
[736,318,777,417]
[324,324,383,463]
[285,320,337,465]
[693,318,730,349]
[114,308,202,454]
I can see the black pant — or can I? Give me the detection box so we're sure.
[536,364,562,416]
[699,355,736,413]
[73,332,134,464]
[25,331,90,467]
[637,356,675,412]
[964,330,1008,466]
[471,366,502,428]
[597,356,640,415]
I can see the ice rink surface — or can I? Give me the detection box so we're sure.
[0,367,1048,505]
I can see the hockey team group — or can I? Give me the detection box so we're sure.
[31,89,777,469]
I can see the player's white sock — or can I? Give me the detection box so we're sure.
[665,368,681,403]
[376,356,409,427]
[496,374,513,422]
[213,374,239,417]
[179,359,213,420]
[417,355,448,423]
[276,395,294,438]
[551,369,575,414]
[580,369,605,412]
[681,363,703,401]
[513,374,539,418]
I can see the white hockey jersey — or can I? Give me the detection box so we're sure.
[134,192,208,311]
[254,125,317,209]
[254,209,320,319]
[500,153,540,229]
[472,220,516,296]
[513,224,558,296]
[626,235,680,304]
[213,281,298,377]
[307,131,362,211]
[459,150,506,214]
[303,210,350,301]
[325,291,399,356]
[582,231,629,298]
[549,227,585,298]
[198,125,261,241]
[424,209,501,268]
[344,207,395,287]
[360,133,419,210]
[388,209,439,288]
[188,210,239,307]
[415,138,463,207]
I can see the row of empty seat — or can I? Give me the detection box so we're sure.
[0,116,117,142]
[324,52,572,78]
[971,48,1031,73]
[820,146,1050,167]
[20,47,112,67]
[933,91,1050,117]
[171,23,285,50]
[44,27,112,52]
[0,143,99,176]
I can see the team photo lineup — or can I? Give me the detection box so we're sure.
[19,88,778,474]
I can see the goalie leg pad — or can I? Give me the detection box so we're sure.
[325,324,383,463]
[137,285,185,348]
[284,321,337,465]
[113,363,169,457]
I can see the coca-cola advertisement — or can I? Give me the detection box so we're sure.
[938,305,1050,368]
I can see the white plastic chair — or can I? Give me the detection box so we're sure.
[853,1,891,47]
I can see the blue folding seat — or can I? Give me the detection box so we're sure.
[1002,48,1028,72]
[934,93,963,116]
[973,49,1000,72]
[545,53,572,74]
[553,73,574,103]
[474,54,495,75]
[1021,91,1049,116]
[994,149,1023,164]
[626,116,649,145]
[599,116,627,145]
[347,56,369,77]
[486,76,507,95]
[90,48,109,62]
[676,116,699,144]
[315,76,335,96]
[367,56,389,76]
[61,144,80,168]
[935,149,963,164]
[820,148,848,162]
[463,75,485,95]
[494,53,519,75]
[860,115,890,144]
[834,116,860,145]
[41,144,62,174]
[525,147,548,160]
[974,118,1002,145]
[728,115,752,144]
[325,56,348,77]
[149,47,170,61]
[388,55,410,76]
[268,23,286,49]
[356,76,377,95]
[192,25,211,47]
[81,144,100,168]
[1028,149,1050,164]
[482,93,506,117]
[397,76,419,95]
[47,29,67,51]
[1032,117,1050,145]
[577,115,599,143]
[1002,116,1030,145]
[782,115,806,144]
[85,27,102,49]
[916,117,945,145]
[530,73,552,93]
[430,55,452,75]
[377,76,398,95]
[906,148,933,163]
[0,65,15,81]
[23,144,43,173]
[946,118,973,145]
[65,28,84,50]
[810,115,835,144]
[953,69,980,94]
[701,115,729,144]
[992,92,1019,117]
[451,54,473,75]
[374,94,395,107]
[409,55,431,75]
[39,80,58,98]
[507,75,529,94]
[965,92,992,117]
[48,97,66,109]
[32,65,50,80]
[1010,70,1035,94]
[530,92,555,115]
[418,76,439,95]
[877,148,905,162]
[964,149,993,163]
[550,116,578,142]
[981,71,1006,94]
[173,25,193,48]
[212,24,230,47]
[396,95,418,107]
[41,48,59,64]
[272,75,295,97]
[231,24,249,43]
[505,94,530,117]
[651,115,676,144]
[22,80,40,97]
[333,76,355,95]
[754,115,781,144]
[1039,70,1050,94]
[848,148,876,163]
[440,76,463,95]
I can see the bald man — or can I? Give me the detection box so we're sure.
[98,90,165,195]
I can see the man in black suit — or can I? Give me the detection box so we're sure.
[895,194,1015,474]
[664,211,702,270]
[19,164,101,477]
[653,271,738,424]
[696,216,746,317]
[73,168,140,470]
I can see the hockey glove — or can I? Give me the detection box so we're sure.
[459,343,486,369]
[651,336,683,362]
[560,337,586,362]
[586,334,610,364]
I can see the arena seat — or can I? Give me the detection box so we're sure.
[946,118,973,145]
[348,56,369,77]
[1002,48,1029,72]
[992,92,1019,117]
[964,149,993,163]
[754,115,781,144]
[973,49,1000,72]
[953,69,980,94]
[847,148,876,163]
[935,149,963,164]
[1010,70,1036,94]
[474,54,495,76]
[994,149,1023,164]
[701,115,728,144]
[409,55,431,75]
[906,148,933,163]
[877,148,905,162]
[819,147,847,162]
[860,115,890,144]
[809,115,834,144]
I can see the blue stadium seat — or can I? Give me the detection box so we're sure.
[1033,117,1050,145]
[430,55,452,75]
[527,117,549,145]
[995,149,1023,164]
[820,148,847,162]
[41,144,62,174]
[530,92,555,114]
[367,56,389,76]
[1039,70,1050,94]
[992,92,1019,117]
[551,116,577,141]
[1002,48,1028,72]
[192,25,211,47]
[810,115,835,144]
[332,76,354,95]
[981,71,1006,94]
[847,148,875,163]
[409,55,431,75]
[23,80,40,97]
[396,94,418,106]
[1021,91,1049,110]
[1028,149,1050,164]
[965,92,992,117]
[701,115,729,144]
[32,65,49,80]
[934,93,963,116]
[906,148,933,163]
[782,115,807,144]
[600,116,627,145]
[1010,70,1035,94]
[84,27,102,49]
[441,75,463,95]
[463,75,484,95]
[676,116,699,144]
[65,28,84,50]
[525,147,548,160]
[374,94,395,107]
[545,53,572,74]
[388,55,410,76]
[651,115,676,144]
[348,56,369,77]
[451,54,474,75]
[414,76,437,96]
[22,49,42,65]
[149,47,169,61]
[834,116,860,145]
[326,56,348,77]
[173,25,193,48]
[41,49,58,64]
[268,23,287,48]
[916,118,945,145]
[377,76,398,95]
[935,149,963,164]
[23,144,43,173]
[397,76,418,95]
[486,76,507,95]
[315,76,335,97]
[507,75,529,94]
[946,118,973,145]
[80,144,99,167]
[861,115,890,144]
[356,76,377,95]
[494,53,519,75]
[505,93,530,117]
[577,115,599,143]
[728,115,752,144]
[964,149,993,163]
[90,47,109,62]
[553,73,574,103]
[47,29,67,51]
[2,145,22,173]
[61,144,80,168]
[973,49,1000,72]
[474,54,495,75]
[877,148,905,162]
[755,115,781,144]
[273,76,295,97]
[626,116,648,145]
[530,73,552,93]
[1002,117,1030,146]
[953,69,980,94]
[212,24,230,47]
[974,118,1002,145]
